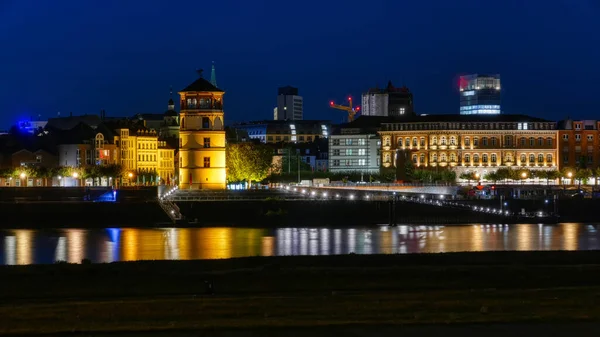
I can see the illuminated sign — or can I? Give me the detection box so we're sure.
[462,90,475,96]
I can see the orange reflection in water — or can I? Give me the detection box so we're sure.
[67,229,85,263]
[562,223,579,251]
[262,236,274,256]
[122,228,139,261]
[178,228,192,260]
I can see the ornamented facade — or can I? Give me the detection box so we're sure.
[378,115,559,177]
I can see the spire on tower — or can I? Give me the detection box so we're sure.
[168,85,174,110]
[210,61,217,88]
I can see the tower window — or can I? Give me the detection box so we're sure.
[203,157,210,168]
[204,137,211,148]
[202,117,210,129]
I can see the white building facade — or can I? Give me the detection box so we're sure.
[329,133,380,174]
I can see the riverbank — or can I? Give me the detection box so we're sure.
[2,251,600,335]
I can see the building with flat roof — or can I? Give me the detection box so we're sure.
[275,86,303,120]
[459,74,501,115]
[361,81,415,118]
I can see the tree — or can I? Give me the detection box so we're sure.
[575,168,592,186]
[594,167,600,186]
[459,171,477,185]
[227,143,273,186]
[484,171,500,183]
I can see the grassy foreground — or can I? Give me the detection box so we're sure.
[2,251,600,334]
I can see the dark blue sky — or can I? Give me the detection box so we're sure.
[1,0,599,127]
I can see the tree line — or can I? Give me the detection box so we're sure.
[459,167,600,185]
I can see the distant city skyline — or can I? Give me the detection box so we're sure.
[2,1,599,127]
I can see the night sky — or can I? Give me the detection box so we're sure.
[1,0,599,128]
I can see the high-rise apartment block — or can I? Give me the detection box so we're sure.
[275,86,303,120]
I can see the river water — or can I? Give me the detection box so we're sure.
[0,224,598,265]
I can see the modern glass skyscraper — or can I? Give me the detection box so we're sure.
[459,74,501,115]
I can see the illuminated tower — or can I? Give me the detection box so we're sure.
[459,74,501,115]
[178,69,226,190]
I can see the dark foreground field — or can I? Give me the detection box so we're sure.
[3,251,600,335]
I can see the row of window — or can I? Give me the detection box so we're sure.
[331,138,368,146]
[383,153,553,164]
[268,135,314,142]
[385,136,554,147]
[332,149,367,156]
[331,159,368,167]
[562,134,595,142]
[383,122,555,131]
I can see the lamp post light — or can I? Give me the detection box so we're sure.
[19,172,26,187]
[521,171,527,185]
[72,172,79,187]
[567,171,573,185]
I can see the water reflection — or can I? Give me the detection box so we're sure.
[0,224,599,265]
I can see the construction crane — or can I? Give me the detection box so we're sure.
[329,96,360,123]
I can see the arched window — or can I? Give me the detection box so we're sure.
[482,154,488,163]
[95,134,104,149]
[464,154,471,163]
[431,136,437,145]
[473,154,480,163]
[505,135,512,146]
[491,137,497,146]
[420,137,425,146]
[440,136,447,145]
[412,154,417,163]
[464,137,471,146]
[405,138,410,147]
[482,137,488,146]
[538,137,543,146]
[420,153,425,163]
[412,138,418,146]
[547,138,553,146]
[505,153,513,162]
[520,138,526,146]
[520,154,526,163]
[529,154,535,163]
[530,137,535,146]
[450,136,456,145]
[384,137,390,146]
[431,153,438,162]
[450,153,457,162]
[547,154,552,163]
[384,153,391,163]
[491,154,497,163]
[440,153,447,162]
[538,154,544,163]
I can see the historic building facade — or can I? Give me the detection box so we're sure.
[378,115,559,178]
[557,119,600,171]
[178,70,226,190]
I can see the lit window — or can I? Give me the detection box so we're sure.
[203,157,210,168]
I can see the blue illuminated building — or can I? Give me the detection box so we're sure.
[459,74,501,115]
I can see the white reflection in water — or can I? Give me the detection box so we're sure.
[5,236,15,265]
[55,237,66,262]
[67,229,84,264]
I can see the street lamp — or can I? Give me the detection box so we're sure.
[19,172,26,179]
[521,171,527,185]
[567,171,573,185]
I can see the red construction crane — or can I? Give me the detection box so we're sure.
[329,96,360,122]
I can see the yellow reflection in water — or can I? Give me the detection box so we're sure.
[122,229,139,261]
[15,230,32,265]
[67,229,85,263]
[178,228,192,260]
[517,225,532,251]
[196,228,233,259]
[563,223,578,251]
[471,225,483,251]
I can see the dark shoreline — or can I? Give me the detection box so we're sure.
[3,251,600,335]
